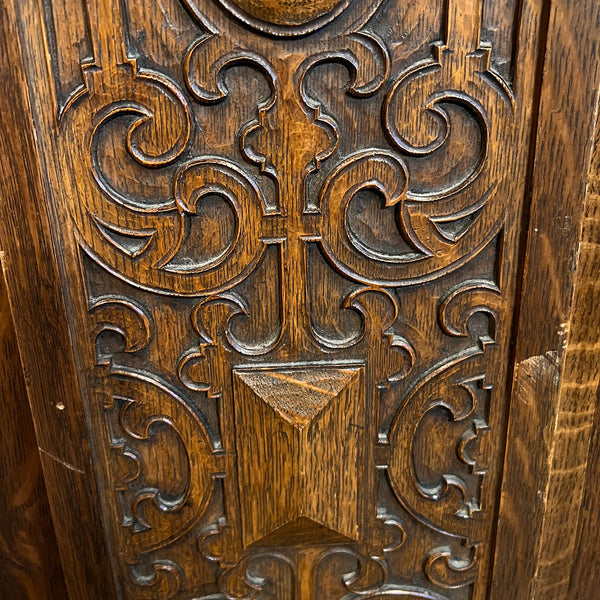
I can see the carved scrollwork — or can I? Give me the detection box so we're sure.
[315,0,514,287]
[438,279,502,340]
[64,53,200,291]
[62,0,531,596]
[386,351,490,542]
[309,512,406,597]
[339,286,415,383]
[313,551,383,597]
[185,0,390,221]
[184,34,277,106]
[85,150,269,295]
[313,284,394,345]
[424,545,478,589]
[319,151,410,285]
[170,158,267,287]
[192,291,282,356]
[63,1,281,296]
[298,31,390,101]
[219,553,296,600]
[105,372,215,556]
[127,559,184,600]
[88,287,216,560]
[198,520,298,600]
[90,295,153,361]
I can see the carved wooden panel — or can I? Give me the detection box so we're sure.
[29,0,542,598]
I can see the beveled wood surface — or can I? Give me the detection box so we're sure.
[0,0,598,599]
[566,108,600,600]
[0,268,67,599]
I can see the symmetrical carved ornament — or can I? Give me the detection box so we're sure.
[46,0,527,597]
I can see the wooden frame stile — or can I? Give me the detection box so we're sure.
[0,1,117,598]
[565,104,600,599]
[0,244,67,595]
[491,1,600,599]
[0,0,599,599]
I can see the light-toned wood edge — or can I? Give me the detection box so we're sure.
[528,77,600,600]
[491,1,600,598]
[565,106,600,599]
[0,2,118,598]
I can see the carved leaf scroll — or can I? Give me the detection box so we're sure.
[387,350,491,541]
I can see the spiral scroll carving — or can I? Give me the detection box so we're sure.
[51,0,534,596]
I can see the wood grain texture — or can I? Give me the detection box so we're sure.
[3,0,599,598]
[0,268,67,599]
[233,365,365,546]
[565,106,600,600]
[0,1,117,598]
[533,113,600,598]
[491,1,600,598]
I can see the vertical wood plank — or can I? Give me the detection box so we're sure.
[565,115,600,600]
[0,1,118,598]
[0,268,67,599]
[491,1,600,598]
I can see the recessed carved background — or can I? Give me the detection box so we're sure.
[40,0,541,598]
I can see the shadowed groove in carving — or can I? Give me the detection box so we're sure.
[92,215,155,258]
[46,0,540,595]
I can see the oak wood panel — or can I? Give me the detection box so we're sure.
[6,0,544,597]
[535,101,600,597]
[23,0,540,595]
[0,267,67,599]
[491,1,600,598]
[566,107,600,600]
[4,0,600,599]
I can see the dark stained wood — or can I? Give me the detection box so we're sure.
[0,268,67,599]
[1,0,599,598]
[0,1,117,598]
[491,1,600,598]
